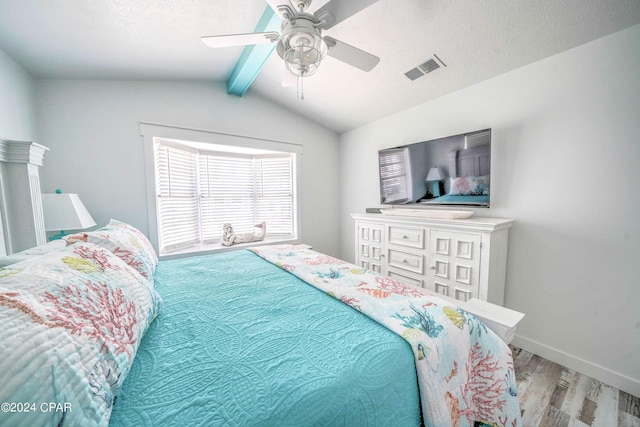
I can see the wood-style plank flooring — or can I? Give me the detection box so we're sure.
[510,346,640,427]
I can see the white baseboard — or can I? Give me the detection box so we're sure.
[511,334,640,398]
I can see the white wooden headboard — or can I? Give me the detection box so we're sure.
[447,144,491,178]
[0,139,49,255]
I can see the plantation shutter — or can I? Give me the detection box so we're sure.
[154,143,199,252]
[379,147,411,203]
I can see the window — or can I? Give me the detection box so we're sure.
[150,134,298,256]
[197,151,295,242]
[379,147,412,203]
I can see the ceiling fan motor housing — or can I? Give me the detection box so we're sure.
[292,0,313,11]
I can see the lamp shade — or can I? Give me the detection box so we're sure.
[426,167,444,181]
[41,193,96,231]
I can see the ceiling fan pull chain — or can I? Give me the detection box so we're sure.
[297,73,305,100]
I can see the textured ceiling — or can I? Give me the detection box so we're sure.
[1,0,639,133]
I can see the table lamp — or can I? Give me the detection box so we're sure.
[41,190,96,240]
[425,167,444,198]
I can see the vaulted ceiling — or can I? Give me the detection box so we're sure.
[1,0,639,133]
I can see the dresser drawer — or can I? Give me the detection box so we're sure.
[388,226,424,249]
[388,249,424,275]
[387,267,424,288]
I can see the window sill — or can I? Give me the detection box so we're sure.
[158,237,301,261]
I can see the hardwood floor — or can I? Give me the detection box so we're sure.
[510,346,640,427]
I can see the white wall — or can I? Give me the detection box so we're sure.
[0,49,36,141]
[35,80,341,255]
[0,49,39,255]
[339,24,640,396]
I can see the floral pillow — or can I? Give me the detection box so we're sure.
[0,242,162,426]
[65,219,158,280]
[449,175,490,196]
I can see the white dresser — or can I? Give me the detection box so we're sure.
[352,212,514,306]
[353,212,523,343]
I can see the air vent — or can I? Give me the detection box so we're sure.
[418,59,440,74]
[404,54,447,81]
[404,68,424,81]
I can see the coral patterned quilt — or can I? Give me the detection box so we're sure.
[0,241,161,426]
[250,245,522,427]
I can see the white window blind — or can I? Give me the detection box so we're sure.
[154,144,199,253]
[464,129,491,149]
[255,156,293,235]
[154,140,295,254]
[379,147,412,203]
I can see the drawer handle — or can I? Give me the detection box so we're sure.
[430,266,436,270]
[403,259,408,263]
[402,235,408,239]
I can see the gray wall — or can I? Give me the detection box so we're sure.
[33,79,341,256]
[339,24,640,396]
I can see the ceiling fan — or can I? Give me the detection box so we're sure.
[201,0,380,95]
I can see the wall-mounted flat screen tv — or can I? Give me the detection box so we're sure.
[378,128,491,208]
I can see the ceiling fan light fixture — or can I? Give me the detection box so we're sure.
[282,34,327,76]
[277,15,327,77]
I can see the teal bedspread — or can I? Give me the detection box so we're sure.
[420,194,489,206]
[251,245,522,427]
[109,250,421,426]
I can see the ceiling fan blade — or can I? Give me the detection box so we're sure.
[314,0,379,29]
[324,36,379,71]
[264,0,295,19]
[201,32,279,48]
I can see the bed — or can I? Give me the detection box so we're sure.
[421,144,491,207]
[0,220,521,426]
